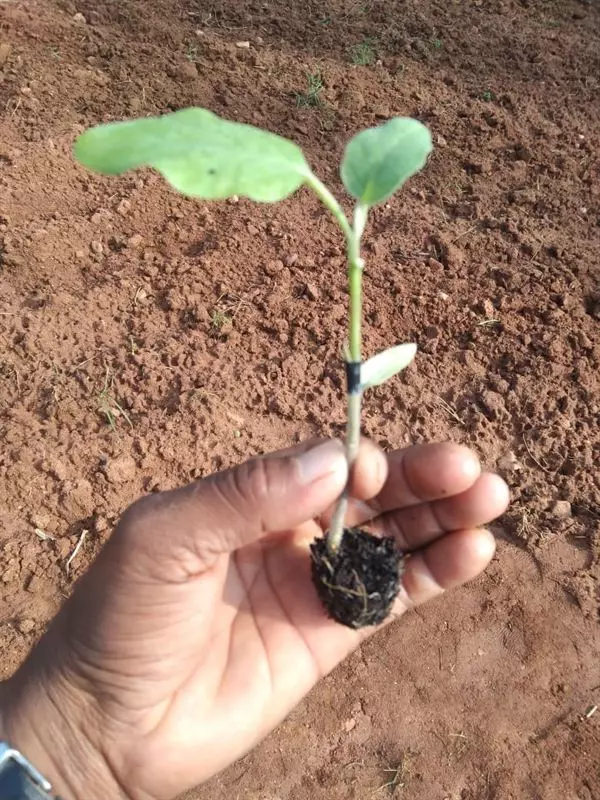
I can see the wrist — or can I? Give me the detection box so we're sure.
[0,641,126,800]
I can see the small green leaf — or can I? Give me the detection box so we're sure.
[340,118,432,206]
[360,343,417,390]
[74,108,311,203]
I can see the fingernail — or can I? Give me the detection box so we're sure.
[296,440,347,485]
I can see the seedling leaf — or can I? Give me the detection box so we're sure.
[360,343,417,390]
[340,117,432,206]
[74,108,311,202]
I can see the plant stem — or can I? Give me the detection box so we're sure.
[326,389,361,552]
[347,202,367,359]
[327,209,365,553]
[304,174,367,554]
[304,173,354,245]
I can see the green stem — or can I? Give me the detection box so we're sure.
[304,173,354,247]
[347,203,367,362]
[327,217,365,554]
[306,172,368,554]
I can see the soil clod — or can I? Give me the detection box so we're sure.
[310,528,403,629]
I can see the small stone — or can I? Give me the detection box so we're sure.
[179,61,198,80]
[338,88,366,111]
[17,619,35,634]
[283,253,298,267]
[62,478,95,518]
[344,718,356,733]
[235,41,251,48]
[549,500,572,519]
[2,567,17,584]
[491,378,509,393]
[445,242,465,268]
[94,516,109,533]
[437,134,448,146]
[481,298,496,318]
[460,350,486,377]
[225,410,245,429]
[480,390,505,420]
[427,257,444,271]
[75,249,86,260]
[105,454,137,484]
[73,12,87,23]
[127,233,143,248]
[265,259,284,276]
[497,451,522,472]
[0,43,12,67]
[26,575,49,594]
[117,198,131,216]
[304,282,319,301]
[90,240,103,255]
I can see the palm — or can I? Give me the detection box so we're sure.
[55,441,508,800]
[122,518,358,797]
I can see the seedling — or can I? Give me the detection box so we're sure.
[185,44,200,63]
[210,307,232,335]
[74,107,432,628]
[376,756,411,795]
[349,38,377,66]
[97,365,132,431]
[295,71,325,108]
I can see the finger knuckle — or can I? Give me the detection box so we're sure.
[229,457,273,510]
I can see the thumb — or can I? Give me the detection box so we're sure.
[121,439,348,571]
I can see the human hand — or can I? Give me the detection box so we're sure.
[0,438,508,800]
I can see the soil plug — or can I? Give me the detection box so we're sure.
[310,528,403,628]
[74,108,432,628]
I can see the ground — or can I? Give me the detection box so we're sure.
[0,0,599,797]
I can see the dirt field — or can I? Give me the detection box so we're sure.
[1,0,599,797]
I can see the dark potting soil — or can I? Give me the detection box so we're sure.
[310,528,403,629]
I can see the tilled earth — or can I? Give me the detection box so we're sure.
[0,1,599,798]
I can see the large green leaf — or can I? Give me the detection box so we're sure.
[360,343,417,391]
[74,108,311,202]
[340,118,432,206]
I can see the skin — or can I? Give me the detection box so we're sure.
[0,438,509,800]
